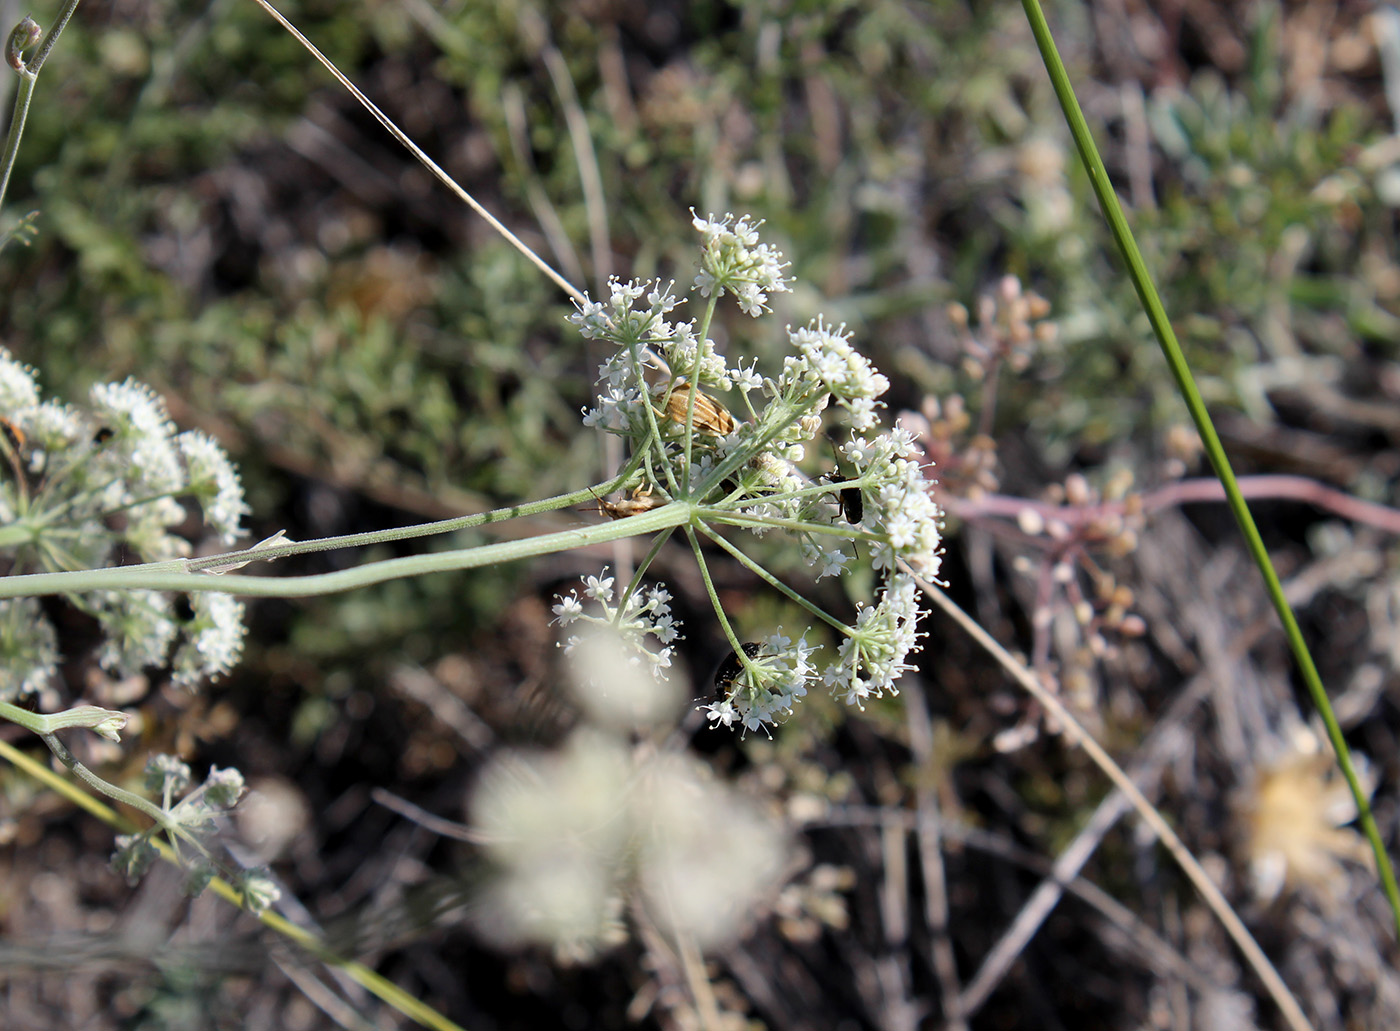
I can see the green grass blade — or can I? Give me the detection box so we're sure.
[1019,0,1400,940]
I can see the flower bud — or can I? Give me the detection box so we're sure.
[6,17,40,72]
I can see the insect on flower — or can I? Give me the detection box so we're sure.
[0,416,30,488]
[713,641,764,699]
[0,416,25,453]
[657,382,735,437]
[590,486,667,520]
[833,479,863,524]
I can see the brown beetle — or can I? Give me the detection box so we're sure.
[657,383,735,437]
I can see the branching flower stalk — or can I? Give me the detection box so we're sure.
[555,212,943,732]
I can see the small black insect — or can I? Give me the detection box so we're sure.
[713,641,763,698]
[818,472,863,524]
[822,430,865,525]
[837,482,863,524]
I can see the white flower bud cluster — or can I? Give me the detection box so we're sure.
[0,349,251,698]
[690,211,791,317]
[825,572,924,706]
[113,756,277,913]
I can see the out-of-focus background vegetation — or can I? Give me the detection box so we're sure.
[3,0,1400,1027]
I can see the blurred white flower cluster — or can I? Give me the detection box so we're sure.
[559,213,943,732]
[0,348,249,697]
[470,628,785,958]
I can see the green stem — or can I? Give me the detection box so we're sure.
[0,71,34,231]
[39,731,173,831]
[0,0,84,223]
[683,526,745,659]
[625,342,682,498]
[0,737,469,1031]
[184,460,644,572]
[694,522,847,635]
[611,527,678,626]
[0,501,694,599]
[682,294,721,494]
[1020,0,1400,940]
[699,507,876,543]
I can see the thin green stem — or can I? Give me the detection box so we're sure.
[0,0,84,222]
[699,507,877,544]
[40,732,172,830]
[0,74,35,232]
[0,738,468,1031]
[1020,0,1400,941]
[627,344,683,498]
[682,526,745,658]
[682,294,721,494]
[694,522,847,635]
[184,460,645,573]
[611,527,679,626]
[0,501,694,600]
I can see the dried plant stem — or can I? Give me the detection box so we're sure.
[946,473,1400,537]
[904,686,968,1030]
[247,0,584,305]
[953,665,1215,1019]
[915,575,1313,1031]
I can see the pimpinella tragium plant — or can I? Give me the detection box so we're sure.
[0,215,936,913]
[554,212,943,733]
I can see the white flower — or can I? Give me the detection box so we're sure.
[699,630,819,734]
[91,590,179,678]
[731,360,763,392]
[553,571,684,688]
[816,547,852,579]
[0,347,40,414]
[89,379,184,496]
[690,211,791,316]
[24,401,83,452]
[583,573,615,601]
[0,598,59,699]
[824,574,924,708]
[552,595,584,623]
[172,592,248,686]
[179,430,249,544]
[123,498,191,562]
[565,216,948,730]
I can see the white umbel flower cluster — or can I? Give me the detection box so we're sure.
[0,348,251,697]
[559,215,944,732]
[552,570,680,680]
